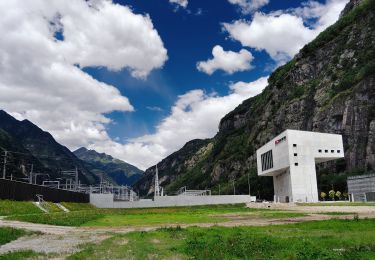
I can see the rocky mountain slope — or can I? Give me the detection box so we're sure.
[0,110,99,184]
[74,147,143,186]
[134,0,375,199]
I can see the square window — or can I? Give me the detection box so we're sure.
[294,153,297,156]
[331,150,334,153]
[293,144,297,147]
[337,150,340,153]
[318,149,322,153]
[294,163,298,166]
[325,150,328,153]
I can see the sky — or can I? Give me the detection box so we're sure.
[0,0,348,170]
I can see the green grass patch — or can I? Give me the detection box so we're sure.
[316,212,356,216]
[7,204,304,227]
[0,227,27,246]
[0,200,42,216]
[43,202,62,213]
[0,250,42,260]
[60,202,96,211]
[68,219,375,259]
[298,202,375,207]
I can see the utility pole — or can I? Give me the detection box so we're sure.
[2,151,7,179]
[233,179,236,195]
[29,164,33,184]
[75,167,78,191]
[247,171,251,196]
[219,184,221,195]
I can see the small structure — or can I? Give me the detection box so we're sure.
[177,186,211,196]
[256,129,344,203]
[347,174,375,202]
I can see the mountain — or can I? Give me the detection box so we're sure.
[134,0,375,199]
[0,110,99,184]
[74,147,143,186]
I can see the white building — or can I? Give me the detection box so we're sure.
[256,130,344,203]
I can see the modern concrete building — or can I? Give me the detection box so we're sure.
[347,174,375,202]
[256,130,344,203]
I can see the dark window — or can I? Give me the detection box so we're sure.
[318,149,322,153]
[325,150,328,153]
[331,150,334,153]
[294,153,297,156]
[337,150,340,153]
[294,163,298,166]
[261,150,273,171]
[293,144,297,147]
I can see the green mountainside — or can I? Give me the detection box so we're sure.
[134,0,375,199]
[0,110,98,184]
[74,147,143,186]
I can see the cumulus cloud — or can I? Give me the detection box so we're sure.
[228,0,269,14]
[223,0,348,63]
[91,77,269,170]
[0,0,167,148]
[197,45,254,75]
[169,0,188,8]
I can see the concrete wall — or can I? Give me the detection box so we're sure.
[90,194,256,208]
[348,174,375,202]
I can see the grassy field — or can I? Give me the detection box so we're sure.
[298,202,375,206]
[0,227,27,246]
[68,219,375,259]
[0,200,42,216]
[6,204,306,227]
[60,202,96,211]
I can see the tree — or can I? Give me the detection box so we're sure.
[335,191,342,200]
[329,190,335,201]
[343,192,348,200]
[320,192,327,201]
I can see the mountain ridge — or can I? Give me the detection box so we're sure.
[74,147,143,186]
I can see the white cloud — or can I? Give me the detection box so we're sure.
[223,0,348,63]
[197,45,254,75]
[228,0,269,14]
[91,77,269,170]
[0,0,167,148]
[169,0,188,8]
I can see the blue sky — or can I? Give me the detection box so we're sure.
[0,0,347,169]
[87,0,320,141]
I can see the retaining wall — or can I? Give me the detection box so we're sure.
[90,193,256,208]
[0,179,89,203]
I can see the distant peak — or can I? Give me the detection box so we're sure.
[75,147,88,152]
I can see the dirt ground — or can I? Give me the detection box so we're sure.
[0,203,374,258]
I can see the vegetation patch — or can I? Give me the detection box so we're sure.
[67,219,375,259]
[6,204,304,227]
[0,227,27,246]
[0,200,41,216]
[0,250,42,260]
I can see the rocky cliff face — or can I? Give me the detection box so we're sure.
[135,0,375,198]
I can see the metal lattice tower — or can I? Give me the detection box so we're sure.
[154,165,160,197]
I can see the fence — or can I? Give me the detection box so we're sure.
[0,179,89,203]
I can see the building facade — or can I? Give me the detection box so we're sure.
[347,174,375,202]
[256,130,344,203]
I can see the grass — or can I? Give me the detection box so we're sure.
[0,200,42,216]
[0,227,27,246]
[43,202,63,213]
[0,250,42,260]
[298,202,375,207]
[60,202,96,211]
[6,204,305,227]
[68,219,375,259]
